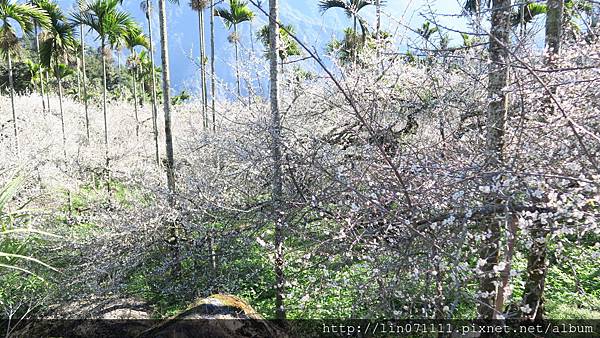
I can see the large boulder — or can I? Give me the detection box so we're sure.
[138,294,288,338]
[8,294,288,338]
[7,296,152,337]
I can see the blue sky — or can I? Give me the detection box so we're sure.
[61,0,473,94]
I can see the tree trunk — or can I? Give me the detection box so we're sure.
[476,0,511,322]
[376,0,381,41]
[198,7,207,129]
[521,222,548,320]
[247,23,254,106]
[76,58,81,100]
[101,38,109,165]
[269,0,285,320]
[375,0,381,64]
[140,74,145,106]
[353,15,358,65]
[519,1,526,37]
[80,22,90,141]
[57,73,67,159]
[147,0,161,165]
[7,53,18,154]
[158,0,179,270]
[545,0,563,56]
[117,49,122,71]
[233,24,241,97]
[495,216,517,316]
[520,0,563,321]
[210,0,216,132]
[158,0,175,195]
[34,22,46,112]
[132,62,140,138]
[45,70,51,111]
[475,0,482,33]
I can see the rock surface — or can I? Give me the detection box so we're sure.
[9,294,288,338]
[138,294,288,338]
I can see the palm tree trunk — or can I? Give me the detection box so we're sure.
[475,0,482,33]
[76,59,82,101]
[268,0,285,320]
[7,53,18,154]
[198,8,207,129]
[45,70,51,110]
[117,49,122,94]
[519,1,526,37]
[206,0,218,282]
[233,24,241,97]
[101,38,110,169]
[158,0,175,194]
[34,22,46,112]
[117,49,122,71]
[520,0,563,321]
[353,15,358,65]
[376,0,381,41]
[132,64,140,138]
[158,0,179,270]
[476,0,511,322]
[210,0,216,132]
[146,0,161,165]
[201,11,208,129]
[80,22,90,141]
[247,23,255,106]
[139,71,145,107]
[57,73,67,159]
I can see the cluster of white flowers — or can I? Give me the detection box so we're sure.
[0,28,598,319]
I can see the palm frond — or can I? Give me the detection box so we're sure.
[2,2,51,33]
[140,0,153,19]
[354,0,375,12]
[214,7,235,28]
[318,0,349,15]
[230,0,254,23]
[215,0,254,28]
[0,1,50,57]
[53,62,74,78]
[124,25,149,49]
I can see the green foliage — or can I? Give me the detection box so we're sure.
[72,0,135,46]
[318,0,374,17]
[37,0,76,70]
[0,174,58,319]
[0,173,25,230]
[326,28,361,65]
[319,0,375,38]
[171,90,190,105]
[544,234,600,318]
[123,25,149,66]
[461,33,474,47]
[327,27,391,65]
[510,2,547,27]
[52,63,74,79]
[0,0,51,58]
[213,0,254,29]
[256,24,301,63]
[417,21,438,40]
